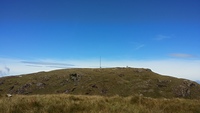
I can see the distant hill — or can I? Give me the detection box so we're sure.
[0,67,200,99]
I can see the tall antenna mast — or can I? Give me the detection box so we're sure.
[100,56,101,68]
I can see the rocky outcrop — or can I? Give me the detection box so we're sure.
[60,79,69,86]
[173,80,197,98]
[173,85,190,98]
[15,83,32,94]
[183,80,196,87]
[135,68,152,73]
[157,79,171,87]
[70,73,78,81]
[36,82,46,89]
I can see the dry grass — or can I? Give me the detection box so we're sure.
[0,94,200,113]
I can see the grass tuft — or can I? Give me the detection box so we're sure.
[0,94,199,113]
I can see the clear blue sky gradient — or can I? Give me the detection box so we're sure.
[1,0,200,80]
[0,0,200,61]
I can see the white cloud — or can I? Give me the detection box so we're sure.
[132,59,200,81]
[0,58,73,76]
[154,35,171,41]
[21,61,75,67]
[135,44,145,50]
[0,57,200,81]
[169,53,195,58]
[130,42,145,50]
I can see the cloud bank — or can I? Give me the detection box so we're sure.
[0,57,200,81]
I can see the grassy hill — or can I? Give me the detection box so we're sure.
[0,67,200,99]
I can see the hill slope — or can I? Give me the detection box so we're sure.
[0,67,200,99]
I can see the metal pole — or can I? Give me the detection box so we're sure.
[100,56,101,68]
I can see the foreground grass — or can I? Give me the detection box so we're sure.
[0,94,200,113]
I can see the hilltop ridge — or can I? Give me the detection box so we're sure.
[0,67,200,99]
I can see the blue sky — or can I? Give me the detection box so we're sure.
[0,0,200,80]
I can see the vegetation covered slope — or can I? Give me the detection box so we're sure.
[0,67,200,99]
[0,94,200,113]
